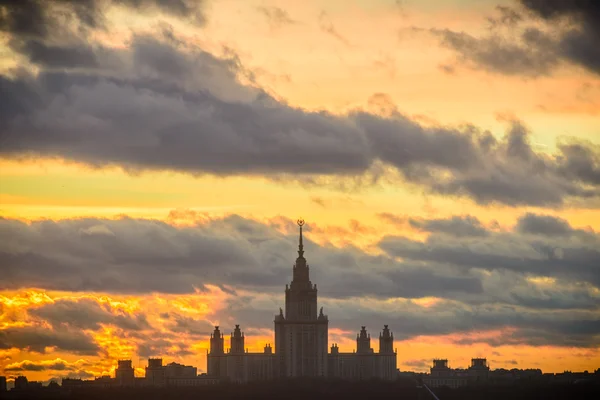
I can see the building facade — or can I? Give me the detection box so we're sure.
[423,358,491,388]
[207,220,397,382]
[328,326,397,380]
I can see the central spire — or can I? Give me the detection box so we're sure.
[297,218,305,258]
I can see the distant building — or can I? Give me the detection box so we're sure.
[0,376,7,392]
[207,221,397,382]
[27,381,43,389]
[116,359,135,386]
[423,359,467,388]
[61,378,86,388]
[468,358,490,382]
[93,376,115,388]
[145,358,165,386]
[14,376,28,390]
[164,362,197,378]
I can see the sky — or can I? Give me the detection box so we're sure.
[0,0,599,384]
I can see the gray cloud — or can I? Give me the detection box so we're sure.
[0,21,598,207]
[0,215,486,301]
[378,213,600,287]
[0,0,205,39]
[4,359,89,372]
[219,289,600,348]
[431,27,560,77]
[408,215,489,237]
[433,1,600,76]
[2,213,598,348]
[516,212,574,236]
[168,313,215,337]
[30,298,150,331]
[0,326,100,355]
[0,213,598,349]
[520,0,600,74]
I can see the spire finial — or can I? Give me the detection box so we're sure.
[297,219,305,257]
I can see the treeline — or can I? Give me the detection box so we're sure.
[2,379,599,400]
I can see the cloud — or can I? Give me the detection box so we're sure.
[515,213,575,236]
[433,1,600,76]
[4,358,90,372]
[0,215,490,301]
[520,0,600,75]
[378,212,600,287]
[0,17,599,207]
[30,298,150,331]
[408,215,489,237]
[0,326,100,355]
[403,359,430,369]
[431,27,560,77]
[257,6,297,30]
[168,313,214,336]
[0,210,598,350]
[0,0,205,39]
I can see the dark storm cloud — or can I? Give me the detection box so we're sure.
[0,326,100,355]
[433,1,600,76]
[30,298,150,331]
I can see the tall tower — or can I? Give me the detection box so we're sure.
[275,219,328,378]
[230,325,245,354]
[208,326,226,378]
[379,325,394,354]
[378,324,397,380]
[356,326,372,353]
[228,324,247,382]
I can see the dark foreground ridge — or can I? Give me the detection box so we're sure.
[2,378,599,400]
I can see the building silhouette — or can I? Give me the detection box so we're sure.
[115,359,135,386]
[145,358,165,386]
[207,220,397,382]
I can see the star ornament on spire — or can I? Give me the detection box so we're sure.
[297,218,305,258]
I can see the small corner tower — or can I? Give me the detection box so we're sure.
[357,326,372,354]
[230,324,245,354]
[379,325,394,354]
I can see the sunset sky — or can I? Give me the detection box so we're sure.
[1,0,599,385]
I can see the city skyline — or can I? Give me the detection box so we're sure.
[1,0,599,386]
